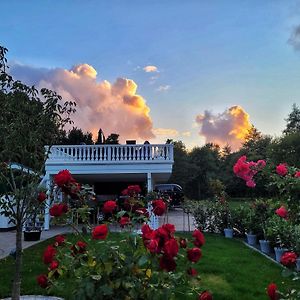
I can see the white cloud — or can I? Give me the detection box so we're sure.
[143,65,158,73]
[153,128,179,137]
[156,85,171,92]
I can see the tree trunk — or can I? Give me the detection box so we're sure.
[11,225,22,300]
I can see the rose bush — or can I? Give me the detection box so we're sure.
[37,170,212,299]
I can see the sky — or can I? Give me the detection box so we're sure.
[1,0,300,150]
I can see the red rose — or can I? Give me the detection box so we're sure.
[43,245,56,264]
[295,171,300,178]
[146,239,159,253]
[280,252,298,267]
[37,192,47,203]
[275,206,288,219]
[54,169,73,187]
[152,199,167,216]
[54,235,65,246]
[162,223,176,235]
[121,188,128,196]
[276,163,288,176]
[102,200,117,214]
[198,291,212,300]
[127,185,141,195]
[119,216,130,228]
[71,240,87,255]
[187,248,202,263]
[193,229,205,247]
[49,260,59,270]
[163,238,179,257]
[49,203,68,217]
[267,283,278,300]
[92,224,108,240]
[179,238,187,248]
[187,267,198,276]
[159,255,177,272]
[246,180,256,188]
[141,224,154,240]
[37,274,48,289]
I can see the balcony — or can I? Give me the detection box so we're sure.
[46,144,173,164]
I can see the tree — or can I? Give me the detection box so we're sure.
[61,127,94,145]
[0,46,76,300]
[95,128,106,144]
[105,133,119,144]
[283,103,300,135]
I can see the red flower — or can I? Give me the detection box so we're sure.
[37,192,47,203]
[43,245,56,264]
[163,238,179,257]
[49,203,69,217]
[141,224,154,240]
[193,229,205,247]
[102,200,117,214]
[121,188,128,196]
[146,239,159,253]
[162,223,176,235]
[71,240,87,255]
[119,216,130,227]
[179,238,187,248]
[246,180,256,188]
[187,267,198,276]
[276,163,288,176]
[54,169,73,187]
[92,224,108,240]
[54,235,65,246]
[275,206,288,219]
[127,185,141,195]
[152,199,167,216]
[295,171,300,178]
[198,291,213,300]
[267,283,278,300]
[187,248,202,263]
[37,274,48,289]
[49,260,59,270]
[280,252,298,267]
[159,255,177,272]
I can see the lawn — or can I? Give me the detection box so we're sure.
[0,233,295,300]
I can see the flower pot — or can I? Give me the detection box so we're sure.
[246,233,257,246]
[296,258,300,272]
[274,247,288,263]
[224,228,233,238]
[259,240,271,254]
[3,296,63,300]
[24,230,41,241]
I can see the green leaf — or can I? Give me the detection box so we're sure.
[138,255,148,267]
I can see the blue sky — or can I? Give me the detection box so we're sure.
[1,1,300,148]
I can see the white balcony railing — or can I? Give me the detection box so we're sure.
[46,144,174,163]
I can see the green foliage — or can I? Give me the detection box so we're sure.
[60,127,94,145]
[105,133,119,144]
[283,103,300,135]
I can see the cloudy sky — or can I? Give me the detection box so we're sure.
[2,1,300,150]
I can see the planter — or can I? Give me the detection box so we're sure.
[259,240,271,254]
[246,233,257,246]
[296,258,300,272]
[274,247,288,263]
[224,228,233,238]
[24,230,41,241]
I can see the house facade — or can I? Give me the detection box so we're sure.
[43,143,174,230]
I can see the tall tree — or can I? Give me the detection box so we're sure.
[95,128,106,144]
[0,46,76,300]
[283,103,300,135]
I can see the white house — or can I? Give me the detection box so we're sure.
[43,143,174,230]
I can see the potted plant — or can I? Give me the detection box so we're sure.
[245,207,258,246]
[219,198,233,238]
[266,215,293,262]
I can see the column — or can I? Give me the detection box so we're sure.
[44,174,51,231]
[147,172,152,192]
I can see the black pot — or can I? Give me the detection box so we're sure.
[24,230,41,241]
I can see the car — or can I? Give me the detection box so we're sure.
[154,184,184,207]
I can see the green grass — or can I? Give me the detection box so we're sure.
[0,233,296,300]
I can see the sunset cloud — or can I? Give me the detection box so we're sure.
[143,65,158,73]
[195,105,252,150]
[11,63,155,142]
